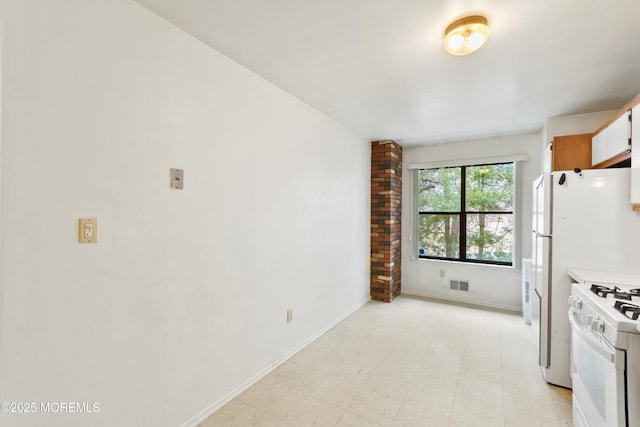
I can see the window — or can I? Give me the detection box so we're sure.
[417,162,514,266]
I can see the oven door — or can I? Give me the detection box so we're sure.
[569,307,627,427]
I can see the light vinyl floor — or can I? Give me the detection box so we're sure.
[200,295,572,427]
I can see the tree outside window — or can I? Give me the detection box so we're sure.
[417,163,514,266]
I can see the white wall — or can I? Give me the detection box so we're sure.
[545,110,618,142]
[0,1,370,426]
[401,133,540,311]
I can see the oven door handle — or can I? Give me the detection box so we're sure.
[568,307,615,363]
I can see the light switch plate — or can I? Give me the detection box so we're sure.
[78,218,98,243]
[170,168,184,189]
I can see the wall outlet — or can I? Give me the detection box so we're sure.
[439,269,445,278]
[170,168,184,189]
[286,308,293,323]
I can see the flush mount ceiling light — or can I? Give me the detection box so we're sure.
[443,15,489,56]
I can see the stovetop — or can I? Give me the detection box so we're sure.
[571,281,640,334]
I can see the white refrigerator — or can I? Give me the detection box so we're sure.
[531,168,640,388]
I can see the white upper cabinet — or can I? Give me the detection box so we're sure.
[633,105,640,168]
[631,105,640,208]
[609,110,631,156]
[592,127,608,166]
[592,110,631,167]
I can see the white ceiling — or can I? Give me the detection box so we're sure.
[134,0,640,145]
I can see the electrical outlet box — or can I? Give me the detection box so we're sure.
[286,308,293,323]
[78,218,98,243]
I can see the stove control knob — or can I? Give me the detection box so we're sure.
[590,318,604,333]
[568,296,582,309]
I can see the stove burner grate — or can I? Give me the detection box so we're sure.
[614,300,640,320]
[590,284,639,300]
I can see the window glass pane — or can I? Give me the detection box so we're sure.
[466,213,513,263]
[465,163,513,212]
[418,168,461,212]
[418,214,460,258]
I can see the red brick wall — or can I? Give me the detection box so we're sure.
[370,140,402,302]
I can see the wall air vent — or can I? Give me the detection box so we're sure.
[450,279,470,291]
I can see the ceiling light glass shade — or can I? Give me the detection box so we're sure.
[443,15,489,56]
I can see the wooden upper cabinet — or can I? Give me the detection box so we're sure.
[552,133,593,171]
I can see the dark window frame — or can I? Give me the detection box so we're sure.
[417,161,514,266]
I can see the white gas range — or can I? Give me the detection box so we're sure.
[568,269,640,427]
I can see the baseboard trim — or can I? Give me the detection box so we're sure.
[401,290,521,313]
[180,296,371,427]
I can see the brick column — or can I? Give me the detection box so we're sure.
[370,140,402,302]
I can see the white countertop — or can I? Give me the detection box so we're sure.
[567,268,640,286]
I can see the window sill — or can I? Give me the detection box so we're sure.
[408,256,516,271]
